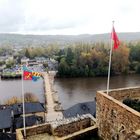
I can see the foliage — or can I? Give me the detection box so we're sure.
[24,93,39,102]
[4,93,39,105]
[1,40,140,77]
[112,44,130,73]
[57,43,130,77]
[5,96,21,105]
[123,98,140,112]
[23,44,59,58]
[136,63,140,74]
[0,45,13,56]
[6,60,15,68]
[129,43,140,62]
[0,60,5,66]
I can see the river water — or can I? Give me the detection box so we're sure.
[0,79,44,104]
[0,74,140,109]
[54,74,140,109]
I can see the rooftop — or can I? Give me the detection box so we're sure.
[63,101,96,118]
[0,109,12,129]
[8,102,45,115]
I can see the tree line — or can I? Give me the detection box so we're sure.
[1,41,140,77]
[56,42,140,77]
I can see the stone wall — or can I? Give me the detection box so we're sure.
[52,118,91,137]
[96,89,140,140]
[108,86,140,101]
[26,123,51,136]
[51,114,95,137]
[16,114,96,139]
[16,123,51,140]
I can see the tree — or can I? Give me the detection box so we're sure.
[5,96,21,105]
[84,65,89,76]
[66,48,74,65]
[112,45,130,73]
[58,58,69,76]
[6,60,15,68]
[129,43,140,62]
[25,48,31,58]
[136,63,140,74]
[24,93,39,102]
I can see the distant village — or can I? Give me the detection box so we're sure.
[0,47,58,79]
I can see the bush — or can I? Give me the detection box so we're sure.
[136,63,140,74]
[5,96,21,105]
[4,93,39,105]
[123,98,140,112]
[24,93,39,102]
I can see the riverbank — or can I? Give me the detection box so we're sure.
[1,73,21,79]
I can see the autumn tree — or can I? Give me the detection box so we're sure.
[5,96,21,105]
[112,44,130,73]
[24,93,39,102]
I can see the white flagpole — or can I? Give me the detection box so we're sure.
[107,21,114,95]
[21,67,26,138]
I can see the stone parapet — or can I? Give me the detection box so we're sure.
[16,114,96,139]
[96,87,140,140]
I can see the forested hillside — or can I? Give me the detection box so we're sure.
[1,32,140,48]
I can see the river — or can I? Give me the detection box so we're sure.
[0,74,140,109]
[54,74,140,109]
[0,79,44,104]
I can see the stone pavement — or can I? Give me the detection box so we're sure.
[43,72,63,122]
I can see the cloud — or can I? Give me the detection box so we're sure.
[0,0,140,34]
[0,0,25,32]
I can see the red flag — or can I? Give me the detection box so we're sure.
[23,71,32,80]
[112,27,120,49]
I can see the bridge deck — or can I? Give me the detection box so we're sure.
[43,72,63,122]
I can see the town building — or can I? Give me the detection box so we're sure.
[0,102,46,133]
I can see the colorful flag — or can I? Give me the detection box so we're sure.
[23,66,32,80]
[23,71,32,80]
[23,66,42,81]
[32,71,42,81]
[112,27,120,49]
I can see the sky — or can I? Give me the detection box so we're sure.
[0,0,140,35]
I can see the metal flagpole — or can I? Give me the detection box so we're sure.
[107,21,114,95]
[21,67,26,138]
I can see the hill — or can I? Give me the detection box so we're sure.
[0,32,140,48]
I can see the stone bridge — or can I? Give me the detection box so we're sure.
[42,71,63,122]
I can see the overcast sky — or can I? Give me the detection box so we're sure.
[0,0,140,35]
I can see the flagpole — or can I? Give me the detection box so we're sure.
[21,67,26,138]
[107,21,114,95]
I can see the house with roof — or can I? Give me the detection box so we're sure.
[9,102,46,121]
[35,57,49,64]
[0,109,13,133]
[0,102,46,133]
[14,115,43,129]
[21,57,29,65]
[63,101,96,118]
